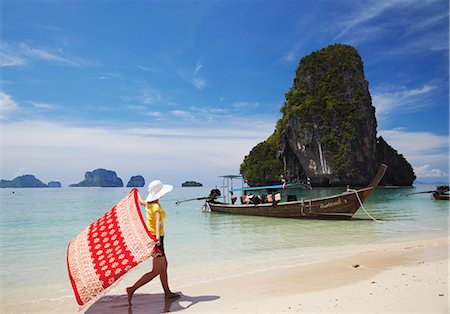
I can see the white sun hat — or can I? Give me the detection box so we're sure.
[145,180,173,202]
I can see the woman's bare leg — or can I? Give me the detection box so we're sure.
[159,256,180,299]
[126,257,164,305]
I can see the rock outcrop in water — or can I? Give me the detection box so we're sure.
[70,169,123,187]
[0,175,48,188]
[181,181,203,187]
[241,44,415,186]
[126,175,145,187]
[47,181,62,188]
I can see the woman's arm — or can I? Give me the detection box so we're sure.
[137,192,146,206]
[154,211,161,244]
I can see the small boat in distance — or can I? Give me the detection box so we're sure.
[405,185,450,200]
[207,164,388,220]
[432,185,450,201]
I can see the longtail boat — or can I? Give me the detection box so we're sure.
[207,164,388,220]
[405,185,449,200]
[432,185,450,201]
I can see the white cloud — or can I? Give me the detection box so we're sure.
[139,88,164,105]
[232,101,260,110]
[123,86,172,107]
[14,167,27,178]
[137,65,157,72]
[29,101,58,110]
[0,41,95,67]
[170,110,195,120]
[334,0,446,54]
[194,60,203,75]
[385,29,449,55]
[0,53,26,67]
[414,164,448,178]
[192,77,206,90]
[406,11,448,34]
[336,0,437,39]
[379,129,449,179]
[280,49,297,64]
[145,111,164,118]
[179,60,207,90]
[20,43,71,64]
[372,84,437,121]
[1,119,273,185]
[189,106,227,115]
[380,129,448,155]
[0,91,19,118]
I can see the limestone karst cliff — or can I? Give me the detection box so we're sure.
[126,175,145,187]
[70,169,124,187]
[241,44,415,186]
[0,175,48,188]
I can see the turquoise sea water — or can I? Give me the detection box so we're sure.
[0,185,448,311]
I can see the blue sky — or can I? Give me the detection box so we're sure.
[1,0,448,186]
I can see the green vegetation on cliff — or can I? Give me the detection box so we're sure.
[242,44,366,181]
[280,44,371,175]
[240,132,284,185]
[241,43,414,186]
[70,169,124,187]
[1,175,48,188]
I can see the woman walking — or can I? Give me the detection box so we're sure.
[126,180,180,305]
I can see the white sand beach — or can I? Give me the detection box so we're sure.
[80,235,448,314]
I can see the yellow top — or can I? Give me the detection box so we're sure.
[145,201,166,236]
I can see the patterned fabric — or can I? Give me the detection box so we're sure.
[67,189,159,306]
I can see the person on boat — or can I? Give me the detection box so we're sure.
[281,175,287,189]
[230,191,237,205]
[307,177,312,190]
[126,180,180,305]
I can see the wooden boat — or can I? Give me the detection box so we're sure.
[432,185,450,200]
[207,164,388,220]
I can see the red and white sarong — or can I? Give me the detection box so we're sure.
[67,189,159,307]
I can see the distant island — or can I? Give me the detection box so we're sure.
[48,181,62,188]
[0,175,61,188]
[182,181,203,187]
[70,169,123,187]
[127,175,145,187]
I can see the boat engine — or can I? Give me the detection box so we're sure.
[207,188,221,202]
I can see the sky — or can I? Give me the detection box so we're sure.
[1,0,448,186]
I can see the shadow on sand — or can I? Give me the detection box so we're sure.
[85,293,220,313]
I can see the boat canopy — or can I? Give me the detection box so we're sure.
[230,183,307,193]
[219,175,243,179]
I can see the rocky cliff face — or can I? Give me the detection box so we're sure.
[70,169,123,187]
[47,181,62,188]
[278,44,379,186]
[241,44,415,186]
[376,137,416,185]
[0,175,48,188]
[126,175,145,187]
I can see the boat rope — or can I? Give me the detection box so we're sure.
[347,188,444,230]
[202,201,209,213]
[347,188,383,223]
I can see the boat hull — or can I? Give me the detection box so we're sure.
[208,187,373,220]
[208,164,387,220]
[432,192,450,200]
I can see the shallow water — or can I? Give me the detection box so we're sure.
[0,185,448,309]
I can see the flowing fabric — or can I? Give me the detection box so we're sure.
[67,189,159,307]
